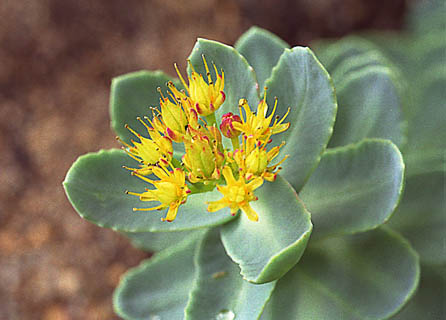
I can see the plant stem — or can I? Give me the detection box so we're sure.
[205,113,217,127]
[231,136,240,150]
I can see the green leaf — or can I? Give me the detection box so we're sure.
[404,68,446,177]
[391,265,446,320]
[113,233,202,320]
[328,57,405,148]
[235,26,289,92]
[406,0,446,34]
[300,139,404,240]
[220,175,312,284]
[63,149,237,232]
[110,70,172,144]
[185,229,276,320]
[388,171,446,265]
[123,229,203,252]
[261,228,420,320]
[265,47,337,191]
[315,37,405,148]
[188,38,260,117]
[313,36,378,72]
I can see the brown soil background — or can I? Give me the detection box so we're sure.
[0,0,407,319]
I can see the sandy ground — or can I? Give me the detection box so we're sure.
[0,0,406,318]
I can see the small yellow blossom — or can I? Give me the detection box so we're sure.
[229,135,288,182]
[182,124,224,183]
[233,89,290,143]
[175,56,225,116]
[126,166,190,222]
[117,117,173,175]
[207,166,263,221]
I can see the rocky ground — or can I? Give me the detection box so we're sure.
[0,0,407,318]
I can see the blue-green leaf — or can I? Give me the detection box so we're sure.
[220,175,312,284]
[404,68,446,177]
[185,229,276,319]
[235,26,289,91]
[188,38,260,117]
[265,47,337,191]
[391,265,446,320]
[110,71,172,144]
[123,229,204,252]
[300,139,404,240]
[388,171,446,265]
[113,233,203,319]
[261,228,420,320]
[63,149,237,232]
[329,58,404,147]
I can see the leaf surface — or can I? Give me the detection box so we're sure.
[300,139,404,240]
[235,26,289,91]
[265,47,337,191]
[113,234,202,320]
[220,175,312,284]
[110,71,172,144]
[261,228,420,320]
[64,149,237,232]
[185,229,276,320]
[388,171,446,265]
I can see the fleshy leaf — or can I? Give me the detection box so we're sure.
[235,26,289,91]
[265,46,337,191]
[313,36,379,72]
[220,175,312,284]
[185,229,276,320]
[391,265,446,320]
[110,70,172,144]
[188,38,260,118]
[403,68,446,177]
[113,233,202,319]
[123,229,203,252]
[63,149,237,232]
[324,48,405,148]
[300,139,404,240]
[388,171,446,265]
[261,228,420,320]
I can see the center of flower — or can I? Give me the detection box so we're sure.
[119,57,289,222]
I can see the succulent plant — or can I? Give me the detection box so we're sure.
[63,19,429,319]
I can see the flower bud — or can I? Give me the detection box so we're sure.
[220,112,242,138]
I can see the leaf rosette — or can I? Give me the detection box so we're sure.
[63,26,417,320]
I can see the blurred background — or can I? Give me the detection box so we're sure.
[0,0,409,319]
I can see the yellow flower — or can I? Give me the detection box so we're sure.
[229,135,288,182]
[233,88,290,143]
[117,117,173,175]
[175,56,225,116]
[152,82,201,142]
[182,124,224,183]
[207,166,264,221]
[126,166,190,222]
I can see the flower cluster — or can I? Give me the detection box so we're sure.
[120,56,289,222]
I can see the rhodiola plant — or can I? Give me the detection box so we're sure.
[64,26,419,319]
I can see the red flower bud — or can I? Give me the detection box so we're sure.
[220,112,242,138]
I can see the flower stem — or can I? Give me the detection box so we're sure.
[205,113,217,127]
[171,157,182,168]
[231,136,240,150]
